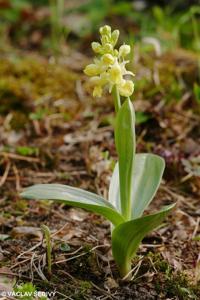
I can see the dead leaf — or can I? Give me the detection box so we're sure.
[11,226,42,240]
[0,267,15,293]
[104,277,118,290]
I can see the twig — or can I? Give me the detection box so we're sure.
[0,271,43,282]
[53,251,87,264]
[54,244,110,265]
[0,161,11,187]
[12,163,21,191]
[131,258,143,280]
[0,152,40,163]
[90,282,117,300]
[50,222,69,238]
[192,217,200,239]
[32,253,47,281]
[55,291,74,300]
[16,241,42,260]
[10,258,32,270]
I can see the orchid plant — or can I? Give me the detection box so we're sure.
[21,25,175,279]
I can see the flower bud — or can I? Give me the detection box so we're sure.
[111,30,119,46]
[84,64,100,76]
[103,43,113,53]
[119,45,131,58]
[101,35,110,45]
[99,25,111,37]
[102,54,115,65]
[91,42,102,53]
[113,49,119,56]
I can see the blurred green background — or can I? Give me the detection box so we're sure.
[0,0,199,118]
[0,0,200,53]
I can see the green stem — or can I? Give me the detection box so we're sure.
[119,261,132,281]
[41,225,52,276]
[112,85,121,113]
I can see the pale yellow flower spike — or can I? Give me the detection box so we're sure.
[84,25,134,98]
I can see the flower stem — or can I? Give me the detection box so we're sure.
[112,85,121,113]
[41,224,52,276]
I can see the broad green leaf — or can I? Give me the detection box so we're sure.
[109,161,120,212]
[131,153,165,219]
[112,203,175,277]
[109,153,165,219]
[21,184,124,227]
[115,98,135,220]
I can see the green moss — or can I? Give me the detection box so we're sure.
[147,253,200,299]
[73,280,92,300]
[0,56,79,120]
[149,252,172,274]
[68,244,100,280]
[16,146,39,157]
[9,111,28,130]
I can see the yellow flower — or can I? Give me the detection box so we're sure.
[111,30,120,46]
[91,42,102,54]
[102,54,115,65]
[84,25,134,98]
[84,64,100,76]
[118,80,134,97]
[108,63,122,85]
[90,74,107,87]
[93,86,103,97]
